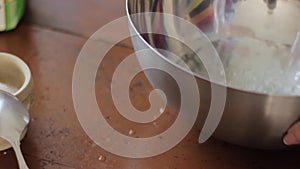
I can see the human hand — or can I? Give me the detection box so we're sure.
[283,122,300,145]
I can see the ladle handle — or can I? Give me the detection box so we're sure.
[10,140,29,169]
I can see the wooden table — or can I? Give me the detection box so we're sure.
[0,1,300,169]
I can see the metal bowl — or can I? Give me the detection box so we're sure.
[126,0,300,149]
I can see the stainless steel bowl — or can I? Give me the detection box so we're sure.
[126,0,300,149]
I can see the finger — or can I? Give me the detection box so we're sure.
[284,132,298,145]
[284,122,300,145]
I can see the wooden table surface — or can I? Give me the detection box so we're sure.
[0,1,300,169]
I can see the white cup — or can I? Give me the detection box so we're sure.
[0,52,34,151]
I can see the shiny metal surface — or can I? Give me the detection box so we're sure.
[126,0,300,149]
[0,91,30,168]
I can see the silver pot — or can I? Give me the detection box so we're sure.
[126,0,300,149]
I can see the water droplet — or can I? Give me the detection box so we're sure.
[128,129,135,135]
[98,155,106,162]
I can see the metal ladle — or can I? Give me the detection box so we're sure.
[0,91,30,169]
